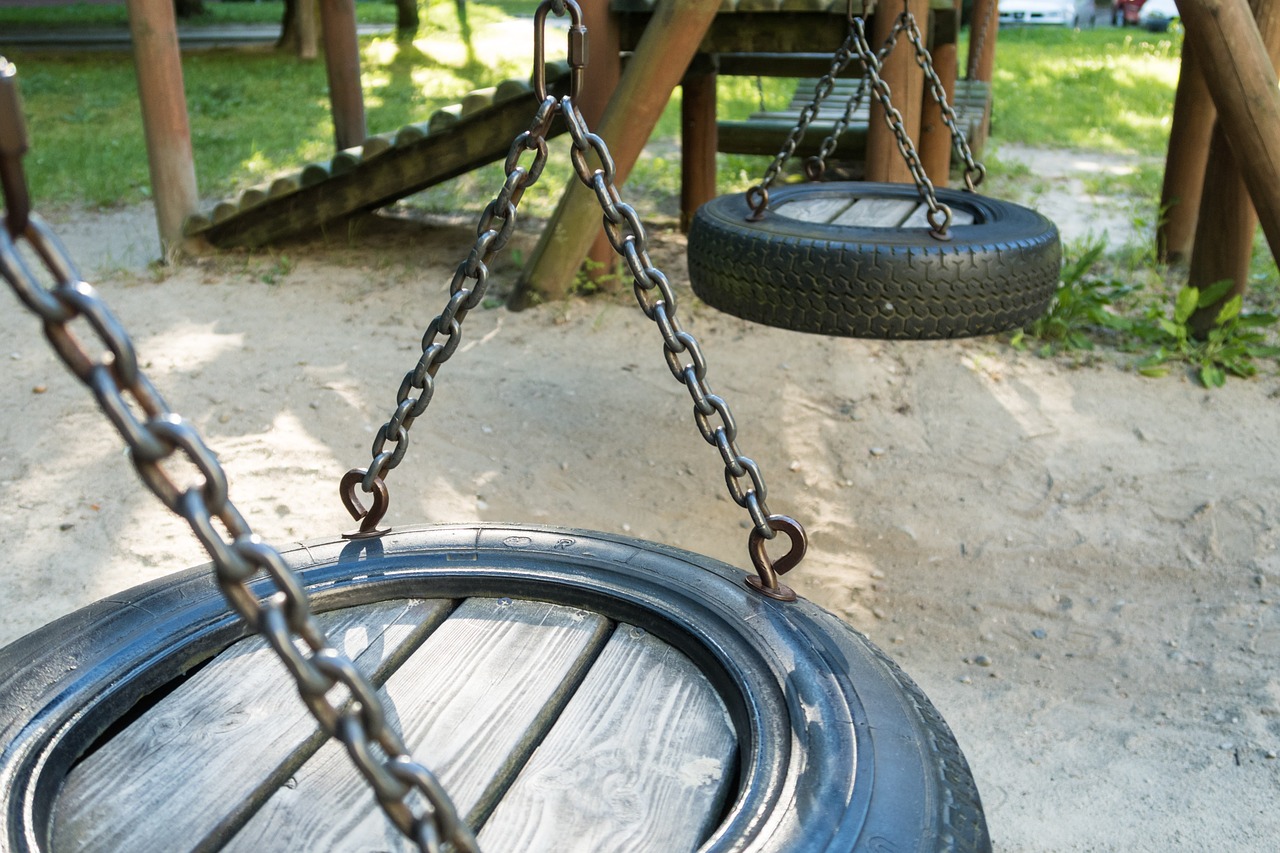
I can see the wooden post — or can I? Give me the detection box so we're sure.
[866,0,929,183]
[577,0,623,285]
[1157,41,1213,264]
[509,0,719,307]
[681,56,718,231]
[319,0,366,151]
[1174,0,1280,262]
[966,0,998,83]
[126,0,199,257]
[298,0,319,61]
[919,2,957,186]
[1186,0,1280,335]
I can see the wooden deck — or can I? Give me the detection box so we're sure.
[52,596,736,852]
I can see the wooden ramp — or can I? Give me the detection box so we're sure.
[184,63,572,250]
[718,76,991,165]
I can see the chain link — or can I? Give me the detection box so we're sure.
[848,15,953,235]
[901,11,986,191]
[558,97,786,545]
[743,30,860,216]
[0,63,476,852]
[805,19,906,181]
[356,1,806,593]
[359,98,558,496]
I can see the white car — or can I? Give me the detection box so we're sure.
[999,0,1097,27]
[1138,0,1180,31]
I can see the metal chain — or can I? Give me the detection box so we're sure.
[743,28,860,218]
[0,58,476,853]
[349,97,559,524]
[805,19,906,181]
[901,11,986,191]
[849,15,953,236]
[353,0,807,598]
[557,94,806,599]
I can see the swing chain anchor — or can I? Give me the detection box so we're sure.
[0,57,31,236]
[340,468,391,539]
[533,0,587,103]
[747,516,807,602]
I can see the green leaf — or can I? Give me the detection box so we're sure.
[1214,295,1242,326]
[1197,279,1234,308]
[1138,365,1169,377]
[1175,286,1199,324]
[1200,364,1226,388]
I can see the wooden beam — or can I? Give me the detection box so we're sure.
[126,0,199,257]
[1176,0,1280,265]
[919,5,958,186]
[681,58,718,231]
[1157,40,1213,264]
[966,0,999,83]
[577,0,623,286]
[319,0,366,151]
[510,0,719,307]
[866,0,929,184]
[1187,0,1280,335]
[298,0,319,61]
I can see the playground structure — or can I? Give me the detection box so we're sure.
[126,0,996,281]
[1,12,996,845]
[113,0,1280,324]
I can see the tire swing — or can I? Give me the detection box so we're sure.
[687,2,1061,340]
[0,14,990,852]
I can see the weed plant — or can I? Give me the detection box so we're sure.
[1014,245,1280,386]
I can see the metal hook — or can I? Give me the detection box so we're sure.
[746,515,807,602]
[533,0,587,103]
[0,57,31,236]
[340,468,391,539]
[744,185,770,222]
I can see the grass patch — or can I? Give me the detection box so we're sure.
[986,27,1182,154]
[0,1,399,29]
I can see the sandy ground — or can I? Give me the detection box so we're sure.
[2,149,1278,851]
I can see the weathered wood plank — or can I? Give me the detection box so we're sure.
[223,598,612,851]
[51,599,451,853]
[478,625,738,853]
[832,197,918,227]
[773,195,854,223]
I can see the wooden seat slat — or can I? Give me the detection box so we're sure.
[832,197,919,227]
[51,599,450,853]
[478,625,737,853]
[773,195,855,223]
[222,597,613,851]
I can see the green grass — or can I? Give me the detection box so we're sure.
[0,1,398,29]
[985,26,1183,154]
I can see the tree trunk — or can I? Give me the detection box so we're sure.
[395,0,419,41]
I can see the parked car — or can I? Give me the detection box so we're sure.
[999,0,1097,27]
[1137,0,1180,30]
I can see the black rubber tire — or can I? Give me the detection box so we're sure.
[687,182,1061,340]
[0,524,991,852]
